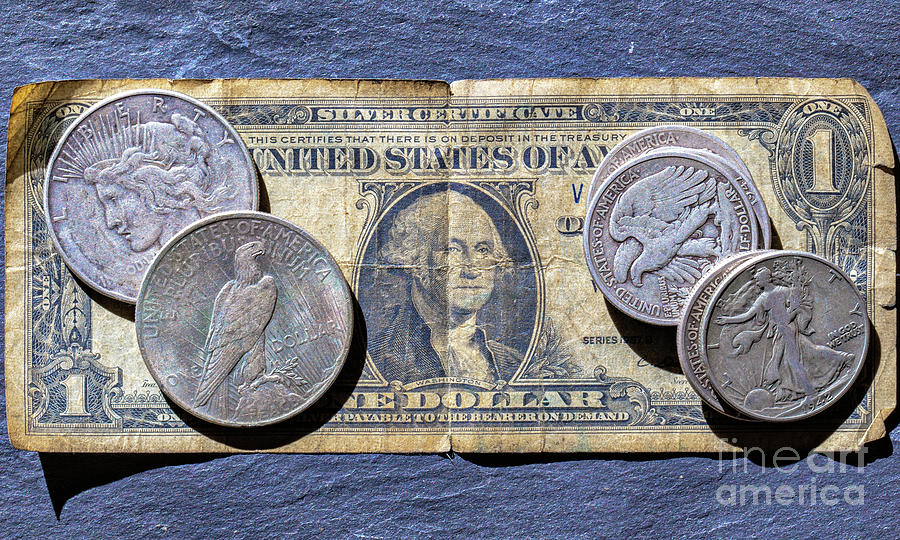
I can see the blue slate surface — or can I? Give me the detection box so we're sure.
[1,1,898,536]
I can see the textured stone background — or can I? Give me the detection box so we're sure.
[1,1,898,537]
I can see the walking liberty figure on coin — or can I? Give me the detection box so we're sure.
[703,252,869,421]
[194,241,283,419]
[45,90,258,303]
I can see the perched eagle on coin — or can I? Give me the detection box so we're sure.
[193,240,278,410]
[610,165,740,286]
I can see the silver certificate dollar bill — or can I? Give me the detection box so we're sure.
[5,78,895,452]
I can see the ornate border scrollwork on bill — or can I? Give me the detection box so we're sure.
[773,98,872,261]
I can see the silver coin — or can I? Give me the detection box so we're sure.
[588,126,771,248]
[44,89,258,303]
[584,149,760,325]
[135,211,354,427]
[677,252,765,419]
[683,149,771,250]
[703,251,869,422]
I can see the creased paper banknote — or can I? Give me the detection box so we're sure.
[5,78,895,452]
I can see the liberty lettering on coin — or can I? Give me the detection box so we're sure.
[135,212,353,427]
[584,150,759,325]
[44,89,258,303]
[703,251,869,422]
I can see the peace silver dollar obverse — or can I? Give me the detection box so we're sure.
[587,125,771,249]
[44,89,258,303]
[702,251,869,422]
[584,149,759,325]
[135,211,354,427]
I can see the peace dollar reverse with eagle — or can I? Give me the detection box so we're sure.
[44,89,258,303]
[584,149,759,325]
[135,211,354,427]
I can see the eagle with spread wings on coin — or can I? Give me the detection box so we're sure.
[610,165,741,286]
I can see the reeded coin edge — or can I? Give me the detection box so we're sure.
[43,88,260,304]
[700,250,870,422]
[135,210,354,428]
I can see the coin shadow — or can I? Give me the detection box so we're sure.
[38,296,368,517]
[465,321,892,469]
[77,275,135,323]
[178,294,368,450]
[604,297,681,374]
[705,139,900,465]
[768,223,784,250]
[255,164,271,214]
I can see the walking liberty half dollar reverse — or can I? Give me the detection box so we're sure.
[44,89,258,303]
[584,149,759,325]
[702,251,870,422]
[135,211,354,427]
[587,125,771,249]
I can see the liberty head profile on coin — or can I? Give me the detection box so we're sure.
[136,211,354,427]
[703,251,869,422]
[44,89,258,303]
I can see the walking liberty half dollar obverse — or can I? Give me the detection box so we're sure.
[584,149,759,325]
[135,212,354,427]
[587,125,771,249]
[676,252,765,420]
[702,251,870,422]
[44,89,258,303]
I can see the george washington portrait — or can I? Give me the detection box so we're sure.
[362,183,538,385]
